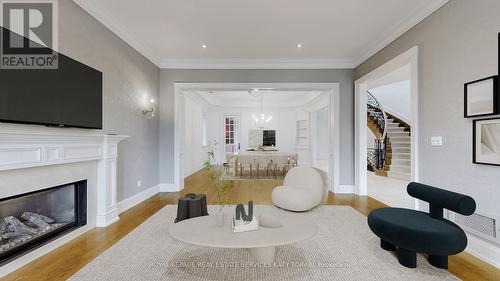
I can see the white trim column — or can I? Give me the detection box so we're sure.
[96,136,125,227]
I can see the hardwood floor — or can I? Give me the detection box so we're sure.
[3,169,499,281]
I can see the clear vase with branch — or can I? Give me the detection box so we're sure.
[203,146,231,226]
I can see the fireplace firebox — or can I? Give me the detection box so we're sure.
[0,180,87,264]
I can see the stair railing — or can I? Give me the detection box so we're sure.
[366,91,389,170]
[366,91,388,140]
[367,148,379,170]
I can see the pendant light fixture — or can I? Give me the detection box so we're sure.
[251,89,272,128]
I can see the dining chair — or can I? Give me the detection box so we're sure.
[272,155,290,178]
[256,156,271,179]
[238,156,254,179]
[223,153,235,175]
[291,153,299,167]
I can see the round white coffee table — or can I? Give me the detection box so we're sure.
[169,207,317,263]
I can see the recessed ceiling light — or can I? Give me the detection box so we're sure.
[297,43,302,48]
[202,44,207,49]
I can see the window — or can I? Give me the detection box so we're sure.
[201,112,207,146]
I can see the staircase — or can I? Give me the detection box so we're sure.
[366,91,411,181]
[385,118,411,180]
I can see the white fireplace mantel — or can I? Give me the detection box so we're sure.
[0,131,128,227]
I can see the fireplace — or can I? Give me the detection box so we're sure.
[0,180,87,264]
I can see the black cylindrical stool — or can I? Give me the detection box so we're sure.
[175,193,208,223]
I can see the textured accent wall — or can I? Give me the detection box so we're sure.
[355,0,500,217]
[159,69,355,186]
[58,1,160,201]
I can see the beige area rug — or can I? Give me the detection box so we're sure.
[70,205,458,281]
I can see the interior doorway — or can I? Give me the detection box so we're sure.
[354,46,419,209]
[223,115,241,154]
[174,83,340,193]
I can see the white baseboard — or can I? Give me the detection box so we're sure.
[465,233,500,269]
[96,207,119,227]
[336,185,355,194]
[117,184,160,214]
[160,183,180,192]
[184,165,204,178]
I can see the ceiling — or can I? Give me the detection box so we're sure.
[73,0,448,69]
[191,90,324,107]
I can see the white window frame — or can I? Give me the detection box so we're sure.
[201,111,207,147]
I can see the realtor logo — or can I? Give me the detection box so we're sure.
[0,0,58,69]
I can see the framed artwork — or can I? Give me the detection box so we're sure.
[248,129,263,149]
[473,118,500,166]
[464,75,498,117]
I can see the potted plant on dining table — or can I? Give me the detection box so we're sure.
[203,147,232,227]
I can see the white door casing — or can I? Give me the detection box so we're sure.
[354,46,419,209]
[173,83,340,193]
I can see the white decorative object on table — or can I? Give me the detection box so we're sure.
[232,216,259,233]
[259,214,282,228]
[215,210,224,227]
[232,201,258,232]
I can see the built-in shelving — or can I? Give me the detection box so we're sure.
[296,116,309,149]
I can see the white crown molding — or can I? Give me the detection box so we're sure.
[352,0,449,67]
[73,0,448,70]
[159,58,355,69]
[72,0,161,66]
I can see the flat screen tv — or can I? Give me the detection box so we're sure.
[0,27,103,129]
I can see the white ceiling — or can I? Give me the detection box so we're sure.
[73,0,448,69]
[192,90,324,107]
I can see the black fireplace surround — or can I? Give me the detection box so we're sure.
[0,180,87,264]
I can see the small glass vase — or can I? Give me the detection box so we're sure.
[216,209,224,227]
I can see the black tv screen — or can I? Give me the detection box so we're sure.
[0,28,103,129]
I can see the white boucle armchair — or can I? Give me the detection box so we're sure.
[271,166,324,211]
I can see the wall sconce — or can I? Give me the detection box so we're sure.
[142,98,156,119]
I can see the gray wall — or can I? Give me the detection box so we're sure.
[159,69,355,185]
[59,1,160,201]
[356,0,500,216]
